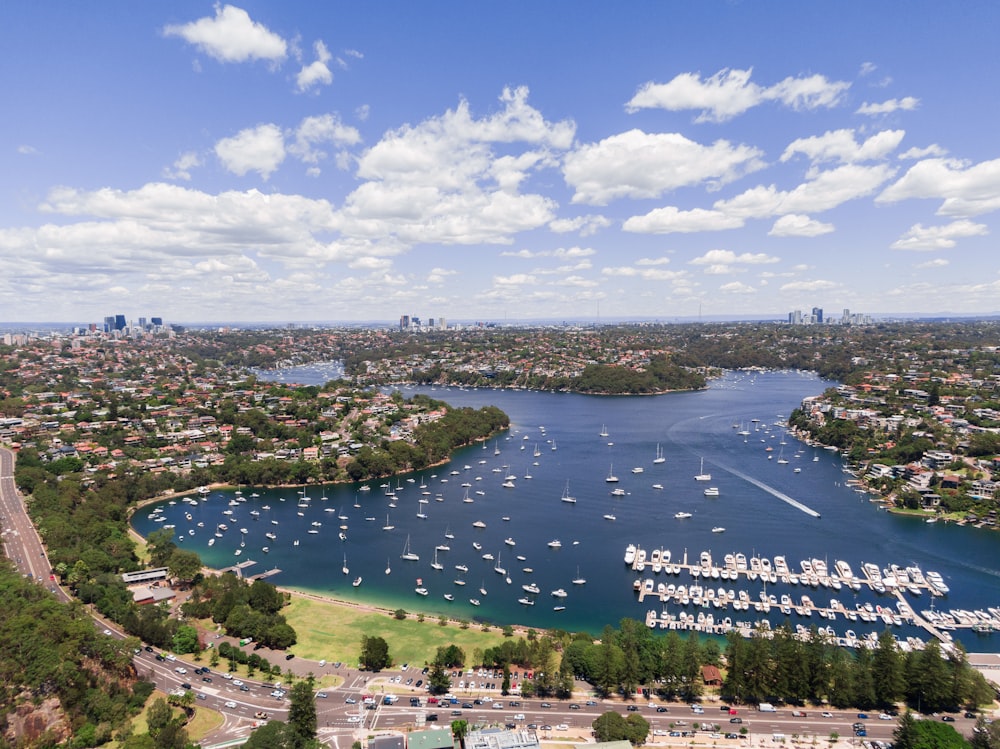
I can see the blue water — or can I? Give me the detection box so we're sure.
[131,370,1000,652]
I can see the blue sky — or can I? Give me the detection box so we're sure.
[2,2,999,324]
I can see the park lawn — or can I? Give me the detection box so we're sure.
[112,690,223,747]
[282,595,515,667]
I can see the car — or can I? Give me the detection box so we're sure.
[674,720,687,726]
[966,712,978,719]
[792,711,807,718]
[669,731,682,737]
[474,699,484,705]
[406,678,413,685]
[174,667,187,675]
[451,710,462,716]
[725,734,740,740]
[857,713,869,720]
[239,685,250,692]
[822,712,833,718]
[347,716,361,723]
[345,697,357,704]
[197,693,207,700]
[527,724,538,730]
[202,676,212,683]
[165,654,176,661]
[942,716,956,722]
[271,690,286,699]
[402,663,409,671]
[426,713,438,722]
[180,683,192,690]
[569,704,581,710]
[232,680,244,687]
[415,679,423,687]
[730,718,743,724]
[692,706,705,714]
[855,730,867,737]
[462,703,474,709]
[319,660,326,667]
[154,654,165,662]
[221,673,233,680]
[853,723,865,731]
[144,645,154,652]
[555,724,568,731]
[540,702,552,709]
[540,725,552,731]
[255,711,269,720]
[224,701,237,709]
[878,714,892,720]
[656,707,669,713]
[514,713,526,721]
[510,701,521,707]
[102,629,112,636]
[316,692,328,699]
[285,653,295,660]
[585,700,597,706]
[627,705,639,712]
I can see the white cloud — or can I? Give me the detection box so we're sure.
[877,157,1000,217]
[500,246,595,260]
[563,129,763,206]
[689,249,779,275]
[493,273,538,286]
[916,258,949,269]
[288,114,361,169]
[427,267,458,284]
[859,62,877,77]
[348,256,392,271]
[215,124,286,179]
[296,40,334,92]
[890,219,988,251]
[623,206,745,235]
[856,97,919,116]
[162,151,202,181]
[635,257,670,266]
[899,144,947,160]
[625,68,850,122]
[768,214,835,237]
[555,275,598,288]
[601,265,686,282]
[780,279,838,292]
[719,281,757,294]
[548,214,610,237]
[17,145,38,155]
[163,4,287,64]
[780,129,904,164]
[356,104,371,122]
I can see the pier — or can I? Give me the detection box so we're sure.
[624,543,1000,650]
[248,567,282,581]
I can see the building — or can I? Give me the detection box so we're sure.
[407,728,455,749]
[466,729,540,749]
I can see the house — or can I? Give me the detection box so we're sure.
[702,665,722,686]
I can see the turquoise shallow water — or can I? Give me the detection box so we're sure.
[132,370,1000,652]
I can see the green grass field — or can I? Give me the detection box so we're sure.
[282,595,517,667]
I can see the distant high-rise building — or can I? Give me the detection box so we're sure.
[811,307,823,324]
[114,314,126,331]
[103,316,115,333]
[842,308,851,324]
[151,317,162,327]
[400,315,410,330]
[138,317,147,329]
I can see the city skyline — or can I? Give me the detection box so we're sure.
[2,2,999,323]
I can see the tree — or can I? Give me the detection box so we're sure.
[145,698,173,739]
[167,548,202,584]
[360,635,390,671]
[428,661,451,695]
[451,719,470,749]
[894,712,969,749]
[872,629,903,708]
[970,716,1000,749]
[244,721,293,749]
[287,680,319,748]
[172,624,200,655]
[592,711,650,746]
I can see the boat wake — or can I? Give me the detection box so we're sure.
[718,463,821,518]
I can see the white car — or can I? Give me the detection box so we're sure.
[224,701,237,709]
[347,716,361,723]
[221,673,233,680]
[878,714,893,721]
[555,724,568,731]
[232,680,244,686]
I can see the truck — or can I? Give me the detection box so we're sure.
[759,703,777,713]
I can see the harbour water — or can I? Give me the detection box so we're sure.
[131,369,1000,652]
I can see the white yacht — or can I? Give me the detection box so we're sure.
[694,457,711,481]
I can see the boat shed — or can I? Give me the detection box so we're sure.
[369,735,405,749]
[121,567,169,584]
[131,585,176,605]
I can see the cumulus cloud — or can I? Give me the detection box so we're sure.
[427,267,458,283]
[689,249,779,275]
[916,258,949,269]
[899,144,947,160]
[162,151,202,181]
[340,87,570,245]
[548,214,610,237]
[601,265,686,282]
[635,257,670,266]
[17,145,38,155]
[890,219,988,251]
[564,129,764,205]
[215,123,286,179]
[780,279,838,292]
[163,4,287,64]
[296,40,334,92]
[877,157,1000,217]
[500,246,595,260]
[856,97,919,116]
[780,129,904,165]
[625,68,850,122]
[768,214,835,237]
[719,281,757,294]
[623,206,745,234]
[288,114,361,169]
[493,273,538,286]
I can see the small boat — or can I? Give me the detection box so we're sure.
[470,598,481,606]
[548,539,562,548]
[653,443,665,464]
[505,537,516,546]
[553,606,566,611]
[400,535,420,561]
[572,566,587,585]
[472,520,486,528]
[560,481,576,504]
[605,464,619,483]
[342,555,349,575]
[694,457,711,481]
[652,483,664,490]
[385,557,392,575]
[517,597,535,606]
[703,487,720,497]
[415,586,428,596]
[712,527,726,533]
[674,512,692,519]
[631,466,644,474]
[603,513,617,521]
[551,588,568,598]
[444,594,454,601]
[353,577,362,587]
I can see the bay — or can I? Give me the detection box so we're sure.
[131,369,1000,653]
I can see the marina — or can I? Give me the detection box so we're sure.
[131,369,1000,653]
